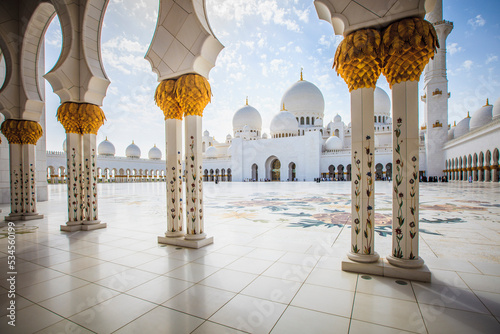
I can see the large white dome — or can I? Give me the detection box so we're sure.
[454,116,471,138]
[493,97,500,120]
[148,145,162,160]
[448,127,455,140]
[126,141,141,158]
[470,102,493,131]
[270,110,299,136]
[280,79,324,118]
[374,87,391,116]
[232,103,262,132]
[98,138,115,156]
[325,136,343,151]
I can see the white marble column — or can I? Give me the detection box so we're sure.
[7,144,23,221]
[21,144,43,219]
[387,80,424,269]
[347,88,379,263]
[61,133,84,231]
[82,133,106,230]
[185,115,206,240]
[164,118,184,237]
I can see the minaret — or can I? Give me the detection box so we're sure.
[422,0,453,179]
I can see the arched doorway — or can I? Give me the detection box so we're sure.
[328,165,335,180]
[338,164,344,181]
[346,164,351,181]
[272,159,281,181]
[251,164,258,181]
[375,163,383,180]
[386,163,392,180]
[288,162,296,181]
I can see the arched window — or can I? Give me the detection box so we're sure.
[306,117,310,125]
[300,117,304,125]
[311,118,315,125]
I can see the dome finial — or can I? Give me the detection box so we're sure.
[246,96,248,105]
[485,98,490,106]
[453,120,456,126]
[132,140,135,144]
[467,111,470,118]
[105,136,108,141]
[281,102,287,111]
[300,67,303,81]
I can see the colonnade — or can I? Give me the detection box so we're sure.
[333,17,438,279]
[445,149,500,182]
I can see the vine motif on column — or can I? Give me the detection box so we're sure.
[169,165,177,228]
[85,157,90,218]
[393,118,404,258]
[198,164,203,229]
[178,152,183,225]
[30,164,35,212]
[69,148,79,221]
[364,136,374,255]
[91,148,97,220]
[408,155,418,259]
[11,167,20,214]
[24,168,29,211]
[187,135,198,234]
[352,151,361,254]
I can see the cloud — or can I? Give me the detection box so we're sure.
[486,54,498,64]
[103,36,148,53]
[101,37,151,74]
[467,15,486,28]
[295,46,302,53]
[293,7,310,23]
[462,60,473,71]
[447,43,463,55]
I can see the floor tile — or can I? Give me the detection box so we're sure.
[349,319,416,334]
[163,284,235,318]
[262,261,314,282]
[191,320,246,334]
[95,267,158,292]
[470,261,500,276]
[291,283,354,318]
[49,256,104,274]
[429,269,469,289]
[193,252,240,267]
[241,276,301,304]
[199,268,257,292]
[126,276,193,304]
[71,262,130,282]
[420,303,500,334]
[69,293,156,333]
[166,263,220,283]
[278,252,320,267]
[474,290,500,317]
[356,275,415,301]
[216,245,255,256]
[34,319,94,334]
[39,283,120,318]
[271,305,350,333]
[209,294,286,334]
[306,267,358,291]
[0,304,63,334]
[110,252,159,267]
[246,248,285,262]
[316,256,343,270]
[352,292,426,333]
[1,268,65,289]
[225,257,274,275]
[459,272,500,293]
[413,282,489,314]
[17,274,88,302]
[114,305,204,333]
[135,257,186,275]
[0,293,32,316]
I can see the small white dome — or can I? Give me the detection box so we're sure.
[232,104,262,132]
[374,87,391,116]
[126,141,141,158]
[226,134,232,140]
[325,136,343,151]
[148,145,162,160]
[281,79,325,119]
[262,133,268,139]
[98,138,116,156]
[493,97,500,120]
[205,146,217,158]
[334,114,342,123]
[63,139,67,153]
[448,127,455,140]
[454,116,471,138]
[203,130,210,137]
[270,110,299,136]
[243,125,250,132]
[470,101,493,130]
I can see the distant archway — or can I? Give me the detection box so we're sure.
[251,163,258,181]
[288,162,296,181]
[272,159,281,181]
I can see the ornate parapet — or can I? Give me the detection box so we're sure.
[145,0,224,80]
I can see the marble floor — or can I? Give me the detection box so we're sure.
[0,181,499,333]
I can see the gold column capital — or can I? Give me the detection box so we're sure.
[57,102,106,135]
[1,119,43,144]
[381,17,439,87]
[175,74,212,117]
[155,79,183,120]
[333,28,382,92]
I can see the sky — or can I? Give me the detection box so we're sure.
[42,0,500,157]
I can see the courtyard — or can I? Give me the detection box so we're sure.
[0,181,499,333]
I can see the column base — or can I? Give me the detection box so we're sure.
[165,231,185,238]
[347,251,380,263]
[21,213,44,221]
[158,235,214,249]
[60,222,107,232]
[386,255,425,268]
[5,214,23,221]
[342,256,431,282]
[185,232,206,241]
